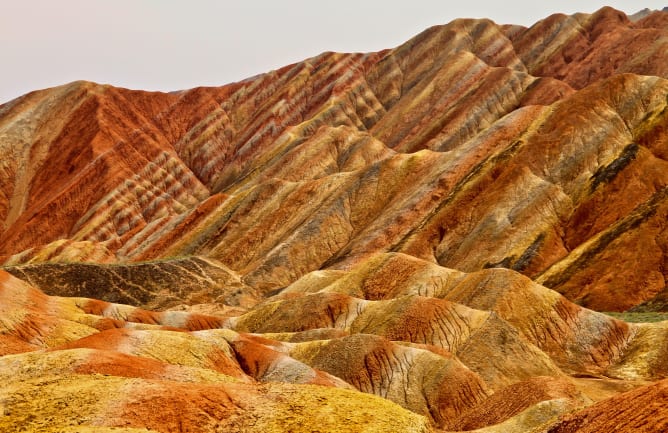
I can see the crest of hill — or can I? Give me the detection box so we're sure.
[1,8,668,313]
[2,9,668,431]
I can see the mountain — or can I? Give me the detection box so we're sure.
[1,6,668,432]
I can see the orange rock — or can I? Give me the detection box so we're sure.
[2,7,668,432]
[548,378,668,433]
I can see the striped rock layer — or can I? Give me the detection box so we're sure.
[3,251,668,431]
[2,6,668,433]
[1,7,667,312]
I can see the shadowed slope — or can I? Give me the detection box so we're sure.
[4,255,257,309]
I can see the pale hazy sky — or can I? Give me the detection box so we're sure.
[1,0,665,104]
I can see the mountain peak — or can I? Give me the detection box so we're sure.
[2,7,668,432]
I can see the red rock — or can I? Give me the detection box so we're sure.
[548,378,668,432]
[1,7,668,432]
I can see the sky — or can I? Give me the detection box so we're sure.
[1,0,666,104]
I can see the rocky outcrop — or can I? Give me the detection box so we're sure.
[4,255,257,309]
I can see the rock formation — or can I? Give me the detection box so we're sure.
[2,6,668,432]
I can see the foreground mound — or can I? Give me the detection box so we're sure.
[2,255,667,431]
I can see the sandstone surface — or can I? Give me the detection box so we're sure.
[2,6,668,432]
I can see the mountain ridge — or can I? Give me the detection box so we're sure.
[2,6,668,432]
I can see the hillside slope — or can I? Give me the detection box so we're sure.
[1,6,668,433]
[2,8,668,312]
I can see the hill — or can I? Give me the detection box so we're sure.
[1,6,668,432]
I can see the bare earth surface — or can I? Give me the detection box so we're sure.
[2,6,668,433]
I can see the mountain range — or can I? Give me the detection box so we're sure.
[1,6,668,432]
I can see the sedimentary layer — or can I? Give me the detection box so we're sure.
[2,6,668,433]
[1,8,668,312]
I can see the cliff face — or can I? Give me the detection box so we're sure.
[2,6,668,432]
